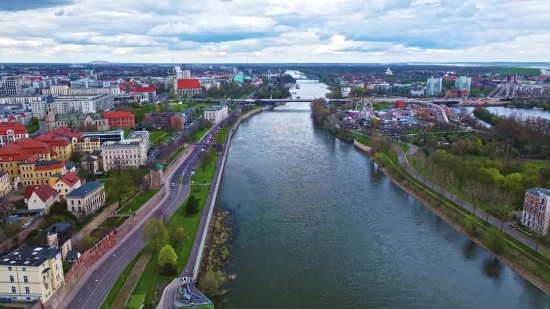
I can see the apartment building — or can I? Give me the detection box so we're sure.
[3,79,21,96]
[52,172,81,198]
[0,122,29,146]
[0,246,64,302]
[522,188,550,235]
[426,77,442,96]
[203,105,228,125]
[144,113,185,130]
[32,94,114,118]
[101,139,147,171]
[24,185,60,214]
[66,181,105,217]
[128,130,150,151]
[0,96,42,105]
[74,136,101,154]
[0,171,9,197]
[34,135,73,162]
[101,111,135,129]
[44,223,73,260]
[20,159,67,187]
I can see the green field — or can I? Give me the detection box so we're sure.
[491,68,541,75]
[149,130,173,145]
[25,124,39,133]
[100,253,141,308]
[118,190,160,214]
[126,294,145,309]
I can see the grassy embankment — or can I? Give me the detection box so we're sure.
[369,145,550,293]
[491,68,541,75]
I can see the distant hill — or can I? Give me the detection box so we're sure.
[88,60,111,64]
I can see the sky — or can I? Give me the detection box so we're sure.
[0,0,549,63]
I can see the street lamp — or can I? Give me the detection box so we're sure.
[187,236,190,247]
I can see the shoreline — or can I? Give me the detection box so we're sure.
[353,142,550,295]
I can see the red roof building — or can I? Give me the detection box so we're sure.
[175,79,202,98]
[130,86,156,93]
[0,122,29,146]
[102,111,135,129]
[24,185,60,213]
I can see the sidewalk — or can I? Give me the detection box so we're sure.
[72,203,118,244]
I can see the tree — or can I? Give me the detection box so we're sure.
[158,244,178,275]
[185,195,200,215]
[82,235,96,250]
[69,151,83,165]
[143,218,169,252]
[29,116,39,126]
[198,269,225,297]
[169,227,184,245]
[168,92,178,100]
[107,170,137,207]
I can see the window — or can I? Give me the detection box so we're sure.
[56,274,60,282]
[11,287,15,293]
[23,276,28,283]
[9,275,14,282]
[8,267,12,271]
[25,287,29,294]
[44,282,49,290]
[22,267,26,271]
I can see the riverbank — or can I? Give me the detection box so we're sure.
[354,140,550,295]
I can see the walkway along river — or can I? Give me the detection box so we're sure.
[216,102,550,309]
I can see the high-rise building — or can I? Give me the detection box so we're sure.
[455,76,472,95]
[426,77,442,96]
[4,79,21,96]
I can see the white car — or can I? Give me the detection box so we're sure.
[171,183,175,187]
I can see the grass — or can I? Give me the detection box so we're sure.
[25,124,39,133]
[110,253,152,309]
[396,143,410,153]
[189,126,212,142]
[100,253,141,309]
[167,146,185,164]
[373,102,391,111]
[149,130,173,145]
[118,190,160,214]
[126,294,146,309]
[491,68,541,75]
[347,130,371,146]
[191,154,219,184]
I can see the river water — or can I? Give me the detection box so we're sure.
[216,76,550,309]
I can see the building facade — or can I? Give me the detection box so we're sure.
[24,185,60,214]
[128,131,150,151]
[101,139,147,171]
[455,76,472,95]
[52,172,81,198]
[31,94,114,119]
[101,111,135,129]
[0,247,64,302]
[203,105,228,125]
[82,130,124,144]
[66,181,106,217]
[175,79,202,98]
[0,171,9,197]
[426,77,442,96]
[144,113,184,130]
[522,188,550,235]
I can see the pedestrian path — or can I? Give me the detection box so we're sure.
[110,252,152,309]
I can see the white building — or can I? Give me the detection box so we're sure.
[340,87,351,98]
[42,85,121,96]
[4,79,21,96]
[455,76,472,95]
[0,247,64,302]
[101,138,147,171]
[128,130,150,151]
[0,96,43,105]
[0,122,29,146]
[426,77,442,96]
[203,105,228,125]
[385,67,393,75]
[31,94,114,118]
[66,181,106,218]
[24,185,60,214]
[522,188,550,235]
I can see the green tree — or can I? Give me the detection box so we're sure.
[142,218,169,252]
[69,151,83,165]
[168,92,178,100]
[169,227,184,245]
[82,235,96,250]
[185,195,200,215]
[484,228,509,255]
[107,170,137,207]
[198,269,226,297]
[29,117,39,126]
[158,244,178,275]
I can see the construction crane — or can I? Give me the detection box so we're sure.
[460,101,489,122]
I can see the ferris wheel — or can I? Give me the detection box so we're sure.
[353,99,374,121]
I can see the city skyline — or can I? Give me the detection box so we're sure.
[0,0,549,63]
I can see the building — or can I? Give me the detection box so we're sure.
[33,135,73,162]
[50,112,109,132]
[66,181,105,217]
[20,159,66,187]
[52,172,81,198]
[0,246,64,302]
[82,130,124,144]
[4,79,21,96]
[0,122,28,146]
[81,150,102,174]
[74,136,101,154]
[455,76,472,96]
[128,130,150,151]
[0,95,42,105]
[129,87,156,103]
[0,171,9,197]
[101,111,135,129]
[385,67,393,75]
[31,94,114,119]
[101,139,147,171]
[426,77,442,96]
[44,223,73,261]
[0,138,58,186]
[175,79,202,98]
[203,105,228,125]
[145,113,185,130]
[24,185,60,214]
[521,188,550,235]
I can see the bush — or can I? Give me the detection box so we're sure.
[464,215,485,238]
[185,195,199,215]
[484,228,509,255]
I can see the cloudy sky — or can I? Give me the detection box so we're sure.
[0,0,549,63]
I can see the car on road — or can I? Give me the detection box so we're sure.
[171,183,175,187]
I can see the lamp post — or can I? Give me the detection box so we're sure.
[187,236,190,247]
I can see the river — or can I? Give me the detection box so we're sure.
[215,75,550,309]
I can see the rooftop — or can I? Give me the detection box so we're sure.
[0,247,60,267]
[176,79,201,90]
[526,188,550,196]
[55,113,104,121]
[66,181,104,198]
[24,185,58,202]
[102,111,134,119]
[102,140,141,147]
[44,223,72,234]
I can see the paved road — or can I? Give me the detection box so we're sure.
[397,145,543,254]
[60,111,239,309]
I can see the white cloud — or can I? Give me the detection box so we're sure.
[0,0,549,62]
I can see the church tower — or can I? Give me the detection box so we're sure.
[45,94,56,132]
